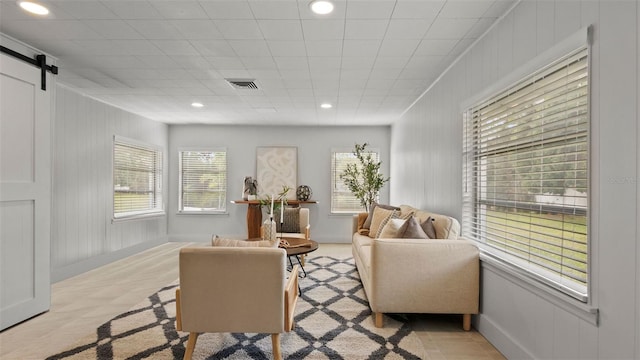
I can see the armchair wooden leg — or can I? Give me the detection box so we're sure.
[184,332,199,360]
[374,312,384,328]
[271,333,282,360]
[463,314,472,331]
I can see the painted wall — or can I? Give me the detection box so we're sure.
[390,1,639,359]
[52,85,168,282]
[168,125,390,244]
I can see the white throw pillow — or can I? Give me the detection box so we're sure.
[378,218,406,238]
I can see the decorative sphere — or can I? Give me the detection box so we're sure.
[296,185,312,201]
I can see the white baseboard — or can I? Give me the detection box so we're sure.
[51,237,168,283]
[476,313,535,360]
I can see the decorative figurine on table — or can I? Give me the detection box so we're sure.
[243,176,258,200]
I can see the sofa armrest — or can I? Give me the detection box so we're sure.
[369,238,479,314]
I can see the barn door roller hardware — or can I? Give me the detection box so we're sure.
[1,45,58,91]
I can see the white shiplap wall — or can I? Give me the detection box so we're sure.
[391,1,639,358]
[52,85,168,282]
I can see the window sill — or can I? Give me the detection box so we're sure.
[176,211,229,216]
[112,211,165,223]
[480,252,599,326]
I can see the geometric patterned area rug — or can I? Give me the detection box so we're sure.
[46,256,425,359]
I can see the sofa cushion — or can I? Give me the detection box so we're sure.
[370,207,398,238]
[212,235,278,248]
[363,202,400,229]
[274,207,300,233]
[378,218,406,238]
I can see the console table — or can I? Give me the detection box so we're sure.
[231,200,317,239]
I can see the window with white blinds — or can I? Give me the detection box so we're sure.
[462,47,589,301]
[331,149,379,213]
[179,149,227,213]
[113,138,163,219]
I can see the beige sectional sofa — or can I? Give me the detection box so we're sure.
[351,204,479,330]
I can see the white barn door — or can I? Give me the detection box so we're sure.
[0,53,52,330]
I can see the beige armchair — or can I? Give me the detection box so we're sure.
[176,247,299,360]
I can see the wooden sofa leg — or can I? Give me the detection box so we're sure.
[271,333,282,360]
[374,312,384,328]
[184,332,198,360]
[463,314,472,331]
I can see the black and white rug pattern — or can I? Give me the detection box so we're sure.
[46,256,425,359]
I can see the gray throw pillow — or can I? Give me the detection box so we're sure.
[399,217,429,239]
[275,207,300,233]
[363,202,400,229]
[420,216,436,239]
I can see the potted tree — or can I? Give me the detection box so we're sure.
[340,143,390,212]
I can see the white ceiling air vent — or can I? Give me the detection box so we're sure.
[226,78,258,90]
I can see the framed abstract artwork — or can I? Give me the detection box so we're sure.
[256,146,297,200]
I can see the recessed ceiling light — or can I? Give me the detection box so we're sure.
[18,1,49,15]
[191,102,204,108]
[310,0,334,15]
[320,103,332,109]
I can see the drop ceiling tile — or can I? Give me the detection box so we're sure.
[170,20,224,39]
[385,19,433,39]
[274,57,309,70]
[249,1,301,19]
[392,1,445,19]
[153,40,199,55]
[344,20,388,40]
[10,20,103,40]
[301,20,345,40]
[414,39,459,56]
[309,69,339,82]
[340,78,368,89]
[398,66,436,80]
[216,20,263,39]
[279,69,311,80]
[340,69,371,80]
[404,55,444,69]
[341,40,381,57]
[298,0,347,20]
[191,40,236,56]
[136,55,181,69]
[200,1,254,19]
[240,56,278,70]
[218,69,252,78]
[438,1,495,19]
[267,40,307,56]
[49,1,117,20]
[150,1,209,19]
[425,18,478,39]
[0,1,71,20]
[250,70,286,79]
[372,56,410,68]
[341,56,376,69]
[228,40,271,56]
[103,1,164,20]
[81,20,142,40]
[368,67,403,80]
[308,56,341,70]
[169,55,212,68]
[127,20,183,40]
[449,37,476,56]
[305,40,342,57]
[257,20,304,40]
[378,39,420,57]
[206,57,246,70]
[366,77,396,89]
[346,1,395,19]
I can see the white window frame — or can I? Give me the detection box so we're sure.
[113,136,164,221]
[330,147,380,214]
[178,148,227,214]
[462,27,594,309]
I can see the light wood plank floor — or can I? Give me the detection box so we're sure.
[0,242,504,360]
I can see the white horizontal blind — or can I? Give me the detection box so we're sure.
[331,150,378,213]
[113,138,163,218]
[462,48,589,301]
[179,150,227,212]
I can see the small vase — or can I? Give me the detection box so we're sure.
[262,219,276,241]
